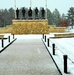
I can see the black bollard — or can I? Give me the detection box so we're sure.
[52,43,55,55]
[47,38,49,47]
[2,39,4,48]
[45,35,46,42]
[13,34,14,39]
[43,34,44,39]
[63,55,68,73]
[8,36,10,42]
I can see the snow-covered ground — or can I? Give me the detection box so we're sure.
[14,33,74,75]
[43,33,74,75]
[1,27,74,75]
[15,34,42,39]
[66,26,74,33]
[0,34,60,75]
[0,33,15,50]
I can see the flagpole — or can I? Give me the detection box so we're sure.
[30,0,32,7]
[14,0,16,19]
[46,0,47,19]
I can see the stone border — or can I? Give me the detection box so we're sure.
[42,38,62,75]
[54,33,74,38]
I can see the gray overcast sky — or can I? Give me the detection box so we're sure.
[0,0,74,15]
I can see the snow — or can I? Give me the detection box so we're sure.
[1,28,74,75]
[66,26,74,33]
[43,33,74,75]
[15,34,42,39]
[44,27,74,74]
[0,33,15,50]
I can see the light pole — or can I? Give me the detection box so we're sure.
[46,0,47,19]
[14,0,16,19]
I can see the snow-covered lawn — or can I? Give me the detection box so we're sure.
[43,33,74,75]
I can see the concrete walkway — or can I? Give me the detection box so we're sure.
[0,35,60,75]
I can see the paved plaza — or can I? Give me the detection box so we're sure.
[0,35,60,75]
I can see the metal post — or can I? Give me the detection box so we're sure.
[2,39,4,48]
[47,38,49,47]
[43,34,44,39]
[52,43,55,55]
[13,34,14,39]
[63,55,68,73]
[45,35,46,42]
[8,36,10,42]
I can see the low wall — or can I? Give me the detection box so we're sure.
[48,26,66,33]
[54,33,74,38]
[12,20,49,34]
[0,21,66,34]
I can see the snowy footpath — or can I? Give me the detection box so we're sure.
[0,35,60,75]
[43,34,74,75]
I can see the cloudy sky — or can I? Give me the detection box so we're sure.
[0,0,74,15]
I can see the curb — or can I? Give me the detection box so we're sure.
[42,38,62,75]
